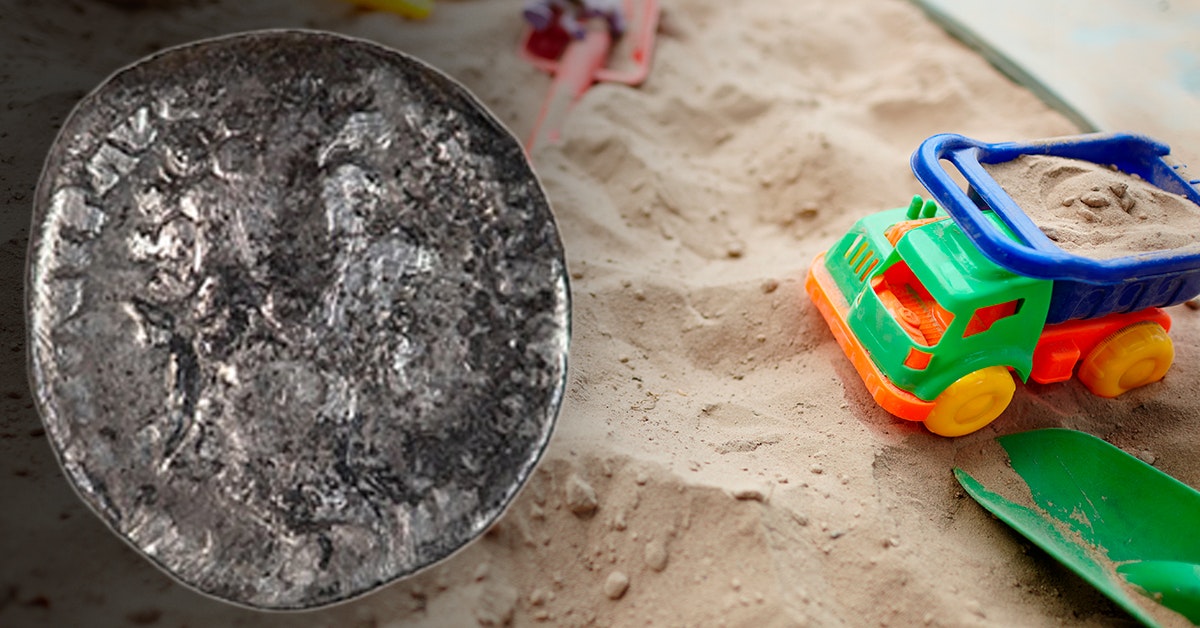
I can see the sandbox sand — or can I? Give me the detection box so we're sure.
[4,0,1200,626]
[986,154,1200,259]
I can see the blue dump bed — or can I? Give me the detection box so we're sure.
[911,133,1200,324]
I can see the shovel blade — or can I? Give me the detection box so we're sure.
[1118,560,1200,624]
[955,468,1164,626]
[956,428,1200,626]
[997,429,1200,564]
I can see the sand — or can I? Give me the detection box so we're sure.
[4,0,1200,626]
[985,154,1200,259]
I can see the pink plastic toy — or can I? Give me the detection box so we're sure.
[519,0,659,150]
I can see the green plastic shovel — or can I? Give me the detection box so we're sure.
[955,429,1200,627]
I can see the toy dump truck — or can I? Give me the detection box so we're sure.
[806,133,1200,436]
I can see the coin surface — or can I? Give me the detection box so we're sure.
[27,30,568,610]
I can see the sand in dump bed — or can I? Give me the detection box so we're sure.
[6,0,1200,627]
[985,154,1200,259]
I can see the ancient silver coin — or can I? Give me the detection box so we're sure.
[27,30,568,610]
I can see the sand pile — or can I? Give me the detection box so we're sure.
[986,154,1200,258]
[5,0,1200,626]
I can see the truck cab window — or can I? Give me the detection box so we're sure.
[964,299,1023,337]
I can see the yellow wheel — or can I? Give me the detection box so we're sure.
[1079,322,1173,398]
[924,366,1014,437]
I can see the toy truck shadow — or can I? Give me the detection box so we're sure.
[807,133,1200,436]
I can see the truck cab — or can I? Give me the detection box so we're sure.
[811,197,1053,435]
[834,201,1052,400]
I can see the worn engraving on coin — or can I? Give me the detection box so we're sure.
[27,30,568,609]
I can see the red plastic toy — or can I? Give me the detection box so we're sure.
[519,0,659,150]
